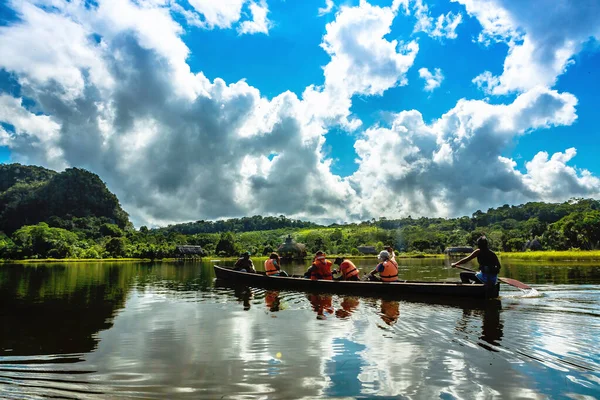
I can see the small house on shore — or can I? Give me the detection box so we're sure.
[175,245,204,260]
[277,235,307,259]
[357,246,377,255]
[444,246,474,255]
[524,238,543,251]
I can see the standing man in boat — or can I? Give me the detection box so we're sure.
[451,236,500,285]
[234,251,256,273]
[304,251,333,280]
[332,257,360,281]
[368,250,399,282]
[265,252,289,276]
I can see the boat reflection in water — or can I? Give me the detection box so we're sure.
[335,296,360,319]
[233,285,253,310]
[265,290,281,312]
[308,294,334,320]
[455,299,504,350]
[379,300,400,326]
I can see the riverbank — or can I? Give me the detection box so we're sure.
[211,253,445,261]
[2,250,598,264]
[0,252,445,264]
[0,258,157,264]
[499,250,600,261]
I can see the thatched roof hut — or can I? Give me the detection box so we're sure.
[277,235,307,259]
[175,245,204,257]
[357,246,377,255]
[444,246,474,254]
[524,238,542,251]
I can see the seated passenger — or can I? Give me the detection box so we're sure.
[234,252,256,273]
[304,251,333,280]
[368,250,398,282]
[264,252,289,277]
[332,257,360,281]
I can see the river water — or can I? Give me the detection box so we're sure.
[1,259,599,399]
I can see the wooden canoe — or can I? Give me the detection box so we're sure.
[213,265,500,299]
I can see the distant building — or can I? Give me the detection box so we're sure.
[277,235,307,259]
[444,246,474,255]
[175,245,204,259]
[357,246,377,255]
[524,238,543,251]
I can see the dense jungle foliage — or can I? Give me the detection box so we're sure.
[0,163,598,260]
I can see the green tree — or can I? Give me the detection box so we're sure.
[216,232,237,256]
[329,229,343,244]
[105,237,127,257]
[12,223,78,259]
[100,223,124,237]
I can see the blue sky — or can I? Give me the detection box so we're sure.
[0,0,598,226]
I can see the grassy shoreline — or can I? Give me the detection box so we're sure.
[498,250,600,261]
[2,250,599,264]
[0,258,158,264]
[0,253,445,264]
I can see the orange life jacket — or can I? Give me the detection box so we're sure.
[341,297,359,312]
[265,259,279,276]
[336,296,359,318]
[311,258,333,280]
[380,300,400,325]
[265,291,279,308]
[380,259,398,282]
[339,260,359,280]
[309,294,333,316]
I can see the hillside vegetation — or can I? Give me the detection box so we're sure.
[0,163,598,260]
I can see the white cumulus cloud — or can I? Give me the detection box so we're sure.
[237,0,271,35]
[303,0,418,130]
[456,0,600,94]
[347,87,591,219]
[185,0,247,29]
[404,0,463,39]
[418,67,444,92]
[175,0,271,34]
[318,0,334,16]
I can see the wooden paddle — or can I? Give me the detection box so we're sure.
[452,265,532,290]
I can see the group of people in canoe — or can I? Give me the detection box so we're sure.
[233,235,501,285]
[302,247,400,282]
[234,245,401,282]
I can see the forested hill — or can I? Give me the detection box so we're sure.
[0,163,56,192]
[0,163,131,234]
[338,199,600,252]
[365,199,600,232]
[156,198,599,254]
[158,215,319,234]
[159,198,600,238]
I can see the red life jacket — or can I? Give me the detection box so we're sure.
[339,260,359,280]
[380,260,398,282]
[309,294,333,316]
[265,291,279,308]
[311,258,333,280]
[264,259,279,276]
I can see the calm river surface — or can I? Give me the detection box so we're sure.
[1,259,599,399]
